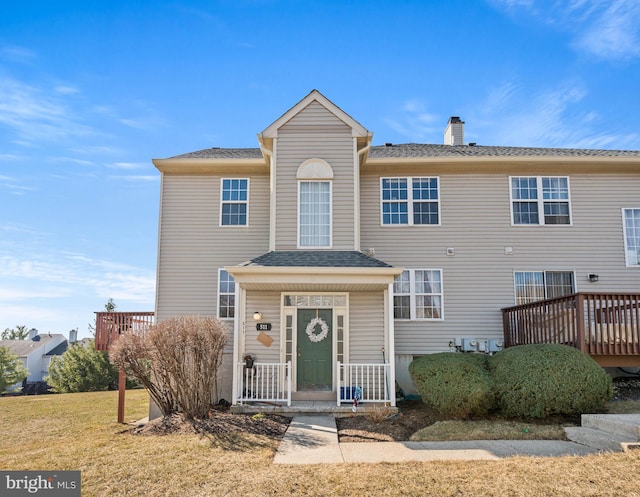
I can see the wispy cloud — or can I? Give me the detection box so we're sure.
[574,1,640,59]
[0,76,94,145]
[469,78,640,149]
[108,161,148,170]
[0,252,155,304]
[1,45,37,64]
[489,0,640,60]
[0,174,37,195]
[383,99,440,142]
[109,175,158,183]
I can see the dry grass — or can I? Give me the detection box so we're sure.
[1,391,640,497]
[607,399,640,414]
[410,419,567,441]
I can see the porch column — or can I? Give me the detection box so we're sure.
[385,283,397,407]
[231,285,246,405]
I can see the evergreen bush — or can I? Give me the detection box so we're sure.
[409,352,493,418]
[46,340,117,393]
[489,344,613,418]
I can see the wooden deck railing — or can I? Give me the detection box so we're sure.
[502,293,640,366]
[94,312,155,351]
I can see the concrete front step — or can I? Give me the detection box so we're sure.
[564,426,633,452]
[564,413,640,452]
[581,414,640,440]
[231,400,398,416]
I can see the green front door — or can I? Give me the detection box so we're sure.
[297,309,332,390]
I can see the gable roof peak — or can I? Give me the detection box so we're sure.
[260,89,369,139]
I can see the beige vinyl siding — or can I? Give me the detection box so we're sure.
[348,292,385,363]
[361,171,640,355]
[156,174,270,333]
[243,291,281,363]
[274,101,356,250]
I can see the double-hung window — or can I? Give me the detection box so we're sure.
[623,208,640,266]
[298,181,331,247]
[514,271,575,305]
[381,177,440,225]
[218,269,235,319]
[393,269,443,320]
[510,176,571,225]
[220,178,248,226]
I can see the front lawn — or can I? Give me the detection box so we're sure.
[1,390,639,497]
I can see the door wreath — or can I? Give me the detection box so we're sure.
[305,316,329,343]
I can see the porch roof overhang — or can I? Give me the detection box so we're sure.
[224,265,403,291]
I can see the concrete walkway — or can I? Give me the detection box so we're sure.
[273,415,600,464]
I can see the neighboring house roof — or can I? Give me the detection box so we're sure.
[0,334,65,357]
[45,341,68,356]
[240,251,393,268]
[167,143,640,160]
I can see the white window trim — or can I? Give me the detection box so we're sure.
[512,270,577,305]
[297,180,333,249]
[219,178,250,227]
[217,268,235,320]
[622,208,640,267]
[509,176,572,226]
[380,177,441,227]
[394,268,444,321]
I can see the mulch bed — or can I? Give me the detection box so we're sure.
[132,405,291,438]
[131,376,640,442]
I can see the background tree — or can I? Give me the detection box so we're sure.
[88,298,117,336]
[0,346,28,393]
[46,340,118,393]
[2,325,30,340]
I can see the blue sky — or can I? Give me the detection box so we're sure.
[1,0,639,339]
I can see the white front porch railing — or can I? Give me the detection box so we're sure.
[236,361,292,406]
[337,362,391,406]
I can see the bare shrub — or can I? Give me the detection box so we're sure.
[366,404,396,423]
[110,315,228,419]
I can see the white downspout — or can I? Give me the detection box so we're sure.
[355,135,372,251]
[258,135,276,252]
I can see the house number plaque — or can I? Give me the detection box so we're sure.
[256,323,272,331]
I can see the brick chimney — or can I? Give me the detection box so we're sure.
[444,116,464,146]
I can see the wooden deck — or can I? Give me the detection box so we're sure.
[94,311,154,351]
[502,293,640,367]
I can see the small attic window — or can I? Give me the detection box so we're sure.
[296,158,334,179]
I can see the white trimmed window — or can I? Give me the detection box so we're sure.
[510,176,571,225]
[381,177,440,225]
[220,178,248,226]
[298,181,332,247]
[514,271,575,305]
[296,159,334,248]
[218,269,235,319]
[623,208,640,266]
[393,269,443,320]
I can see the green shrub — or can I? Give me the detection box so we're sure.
[46,340,117,393]
[409,353,493,418]
[489,344,613,418]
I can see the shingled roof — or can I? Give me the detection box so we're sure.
[170,147,263,159]
[369,143,640,158]
[240,251,393,268]
[169,143,640,160]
